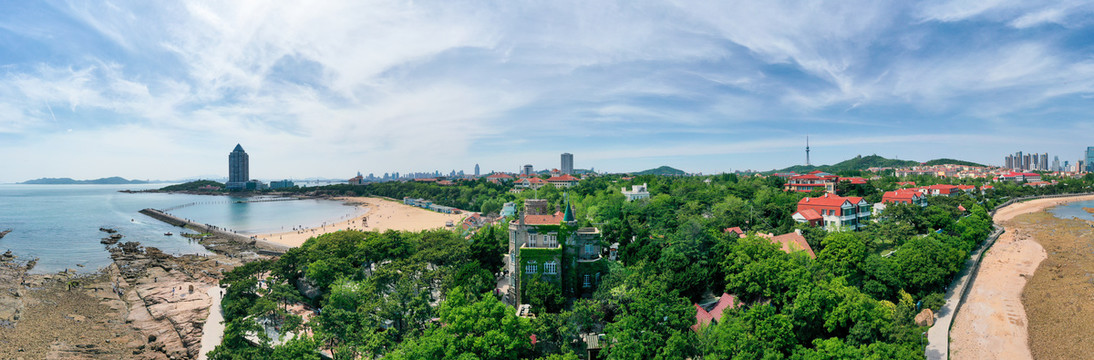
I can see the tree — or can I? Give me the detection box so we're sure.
[697,305,795,360]
[387,287,535,360]
[817,232,866,280]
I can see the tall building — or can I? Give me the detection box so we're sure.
[1015,151,1023,170]
[1053,156,1060,172]
[1039,153,1048,171]
[522,164,534,176]
[561,153,574,175]
[227,144,249,190]
[474,164,480,176]
[1087,147,1094,172]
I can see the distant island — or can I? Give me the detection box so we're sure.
[20,177,151,185]
[630,165,686,176]
[158,180,225,192]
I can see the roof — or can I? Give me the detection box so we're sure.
[232,144,245,152]
[758,232,816,258]
[841,177,868,184]
[798,194,865,207]
[708,293,738,323]
[724,227,745,238]
[547,174,580,182]
[794,208,822,221]
[882,190,923,203]
[487,173,513,179]
[524,211,565,225]
[521,177,548,184]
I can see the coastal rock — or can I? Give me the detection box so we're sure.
[915,308,935,327]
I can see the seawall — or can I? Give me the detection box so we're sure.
[139,208,288,255]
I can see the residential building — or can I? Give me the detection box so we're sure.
[403,197,461,214]
[243,180,267,191]
[621,183,651,201]
[561,153,574,175]
[756,230,816,258]
[792,194,872,231]
[226,144,249,190]
[516,177,549,189]
[547,174,580,188]
[269,180,295,189]
[919,184,960,197]
[692,293,740,332]
[996,172,1042,183]
[486,172,514,184]
[508,199,606,305]
[783,171,839,193]
[882,190,928,206]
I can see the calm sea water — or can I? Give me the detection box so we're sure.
[0,184,361,273]
[1048,199,1094,220]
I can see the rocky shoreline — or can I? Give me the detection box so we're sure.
[0,232,270,359]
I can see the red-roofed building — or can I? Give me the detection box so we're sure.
[784,172,840,193]
[792,193,872,231]
[692,293,740,332]
[881,190,928,206]
[895,181,916,187]
[795,209,823,227]
[546,174,580,188]
[996,172,1041,183]
[724,227,745,238]
[486,173,514,184]
[516,177,549,189]
[920,184,960,197]
[841,177,868,185]
[1024,181,1054,187]
[757,230,816,258]
[956,185,976,193]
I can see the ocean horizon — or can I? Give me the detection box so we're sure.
[0,184,361,273]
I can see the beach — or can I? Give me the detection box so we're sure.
[257,197,466,248]
[950,194,1094,360]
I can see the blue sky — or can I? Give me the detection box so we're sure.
[2,0,1094,182]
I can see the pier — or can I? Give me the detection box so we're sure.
[138,208,288,255]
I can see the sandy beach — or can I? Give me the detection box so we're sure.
[257,197,466,248]
[950,194,1094,360]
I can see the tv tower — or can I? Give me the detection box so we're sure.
[805,135,811,166]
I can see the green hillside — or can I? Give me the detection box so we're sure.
[776,155,919,174]
[923,158,986,167]
[630,166,686,176]
[159,180,225,191]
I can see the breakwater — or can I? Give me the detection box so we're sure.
[139,208,288,255]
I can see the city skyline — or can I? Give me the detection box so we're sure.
[2,2,1094,183]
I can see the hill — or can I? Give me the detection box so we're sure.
[21,177,150,185]
[923,158,986,167]
[630,166,686,176]
[776,155,919,174]
[159,180,225,192]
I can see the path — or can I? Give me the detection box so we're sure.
[198,285,225,360]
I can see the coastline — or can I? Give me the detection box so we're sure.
[950,194,1094,360]
[255,196,466,248]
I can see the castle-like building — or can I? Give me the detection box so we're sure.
[508,199,605,306]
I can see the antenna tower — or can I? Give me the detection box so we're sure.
[806,135,811,166]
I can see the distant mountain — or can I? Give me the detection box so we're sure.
[776,155,920,174]
[159,180,225,192]
[21,177,151,185]
[630,166,686,176]
[922,158,986,167]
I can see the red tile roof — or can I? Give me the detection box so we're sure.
[758,232,816,258]
[794,208,822,221]
[547,174,580,182]
[882,190,924,204]
[797,194,864,207]
[525,211,564,225]
[692,293,739,331]
[724,227,745,238]
[521,177,548,184]
[841,177,868,184]
[486,173,513,179]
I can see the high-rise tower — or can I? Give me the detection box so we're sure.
[805,136,811,166]
[227,144,249,190]
[474,164,480,176]
[561,153,574,175]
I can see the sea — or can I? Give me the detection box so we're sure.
[1048,199,1094,221]
[0,184,363,274]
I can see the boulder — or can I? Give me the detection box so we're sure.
[915,308,935,327]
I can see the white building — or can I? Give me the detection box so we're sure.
[621,183,650,201]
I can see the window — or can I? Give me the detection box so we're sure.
[585,244,595,256]
[545,234,557,247]
[583,274,591,288]
[545,261,558,275]
[525,263,538,274]
[528,234,537,247]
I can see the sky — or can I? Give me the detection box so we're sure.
[2,0,1094,182]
